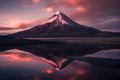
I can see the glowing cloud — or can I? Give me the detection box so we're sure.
[42,69,53,74]
[2,19,31,28]
[76,6,87,12]
[32,0,41,4]
[42,7,54,13]
[46,69,53,74]
[1,54,34,62]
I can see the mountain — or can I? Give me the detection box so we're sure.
[9,11,119,38]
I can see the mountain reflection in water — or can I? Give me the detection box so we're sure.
[0,44,120,80]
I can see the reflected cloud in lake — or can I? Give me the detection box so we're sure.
[0,44,120,80]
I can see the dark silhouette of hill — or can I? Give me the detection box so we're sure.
[0,36,64,46]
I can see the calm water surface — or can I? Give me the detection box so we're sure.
[0,44,120,80]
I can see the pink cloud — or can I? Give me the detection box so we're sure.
[76,6,87,12]
[0,23,29,30]
[32,0,41,4]
[41,0,87,13]
[42,7,54,13]
[65,0,87,12]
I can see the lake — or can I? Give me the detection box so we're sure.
[0,44,120,80]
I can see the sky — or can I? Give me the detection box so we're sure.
[0,0,120,35]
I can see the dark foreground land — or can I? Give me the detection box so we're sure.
[0,36,120,46]
[25,37,120,44]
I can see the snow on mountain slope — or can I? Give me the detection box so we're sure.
[41,11,79,26]
[9,11,101,38]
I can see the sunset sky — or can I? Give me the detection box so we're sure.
[0,0,120,35]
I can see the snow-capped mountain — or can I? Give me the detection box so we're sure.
[41,11,82,26]
[9,11,102,38]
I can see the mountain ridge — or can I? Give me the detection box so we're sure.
[9,11,120,38]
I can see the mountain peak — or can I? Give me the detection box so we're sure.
[41,11,77,26]
[55,11,61,15]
